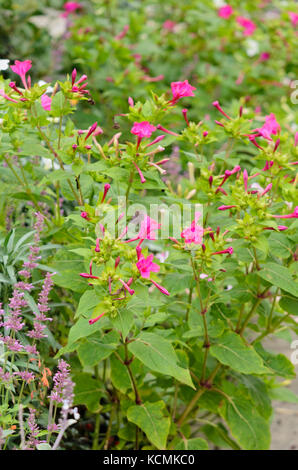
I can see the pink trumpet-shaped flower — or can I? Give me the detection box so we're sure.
[260,183,272,196]
[119,278,135,295]
[263,225,288,231]
[218,205,237,211]
[101,183,111,203]
[79,273,99,279]
[0,89,19,103]
[151,280,170,296]
[181,212,204,244]
[95,238,100,253]
[89,312,106,324]
[85,122,98,140]
[294,132,298,147]
[128,96,134,107]
[212,101,231,120]
[182,108,190,126]
[146,135,165,147]
[131,121,156,139]
[211,247,233,256]
[170,80,196,104]
[133,162,146,183]
[218,5,233,19]
[289,12,298,28]
[243,169,248,192]
[253,113,280,141]
[136,253,160,279]
[272,207,298,219]
[156,124,179,136]
[131,121,156,150]
[236,16,256,36]
[10,60,32,89]
[80,211,89,220]
[62,2,82,17]
[41,94,52,111]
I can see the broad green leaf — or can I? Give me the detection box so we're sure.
[128,332,194,388]
[111,307,134,339]
[73,373,102,413]
[110,354,131,393]
[268,233,293,258]
[127,401,170,450]
[210,331,268,375]
[78,338,117,367]
[257,263,298,298]
[254,343,296,378]
[270,387,298,403]
[220,397,271,450]
[238,375,272,419]
[175,438,209,450]
[68,316,110,344]
[279,295,298,315]
[75,290,101,319]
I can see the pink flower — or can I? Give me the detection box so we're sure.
[218,5,233,19]
[10,60,32,89]
[170,80,196,104]
[62,2,82,17]
[41,94,51,111]
[131,121,156,139]
[272,207,298,219]
[289,12,298,28]
[181,212,204,244]
[136,254,160,279]
[211,247,233,256]
[114,25,129,40]
[163,20,176,31]
[253,113,280,141]
[218,205,237,211]
[151,280,170,296]
[0,89,18,103]
[236,16,256,36]
[259,52,270,62]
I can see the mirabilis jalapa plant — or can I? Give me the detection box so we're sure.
[0,51,297,451]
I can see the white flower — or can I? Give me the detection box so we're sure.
[245,39,259,57]
[0,59,10,71]
[38,80,54,94]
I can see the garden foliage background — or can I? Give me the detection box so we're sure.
[0,0,298,451]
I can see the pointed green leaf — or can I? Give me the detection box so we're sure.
[210,331,268,375]
[127,401,170,450]
[128,332,194,388]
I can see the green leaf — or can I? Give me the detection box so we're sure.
[268,233,293,258]
[73,373,102,413]
[279,295,298,315]
[110,354,131,393]
[257,263,298,298]
[111,307,134,339]
[238,375,272,419]
[210,331,268,375]
[78,337,117,367]
[75,290,101,319]
[175,438,209,450]
[127,401,170,450]
[68,316,110,344]
[221,397,271,450]
[128,332,194,388]
[36,443,52,450]
[270,387,298,403]
[254,343,296,378]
